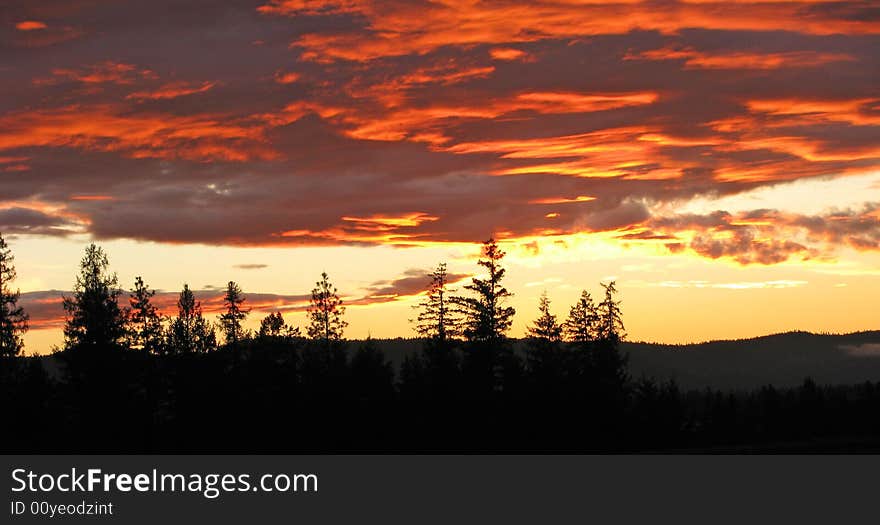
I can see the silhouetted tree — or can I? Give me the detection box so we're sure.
[0,234,28,358]
[62,244,125,353]
[219,281,249,346]
[413,263,460,341]
[455,238,520,393]
[597,281,625,342]
[166,284,216,354]
[412,263,462,395]
[259,311,300,340]
[564,290,599,344]
[527,291,562,343]
[526,292,566,395]
[307,272,347,345]
[456,239,515,342]
[593,281,628,411]
[125,276,164,354]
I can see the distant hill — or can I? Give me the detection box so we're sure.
[362,331,880,390]
[35,330,880,391]
[624,330,880,390]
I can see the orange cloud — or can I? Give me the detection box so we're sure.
[274,71,300,84]
[343,59,497,108]
[530,196,597,205]
[626,46,855,70]
[39,61,157,86]
[126,81,216,100]
[745,98,880,126]
[277,213,443,246]
[720,135,880,164]
[16,21,47,31]
[341,212,439,229]
[449,126,690,179]
[322,91,657,144]
[0,155,30,172]
[261,0,880,62]
[489,47,528,61]
[278,228,431,246]
[0,105,276,162]
[70,195,115,201]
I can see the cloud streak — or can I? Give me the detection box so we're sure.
[18,267,455,330]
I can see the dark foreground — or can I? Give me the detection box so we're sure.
[5,336,880,453]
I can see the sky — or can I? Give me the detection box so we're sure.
[1,0,879,353]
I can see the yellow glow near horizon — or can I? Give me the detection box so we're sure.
[11,220,880,353]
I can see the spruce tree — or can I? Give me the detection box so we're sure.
[564,290,599,344]
[306,272,347,344]
[456,239,515,342]
[597,281,625,342]
[412,263,461,395]
[454,238,519,393]
[0,234,28,358]
[526,292,564,385]
[167,284,216,353]
[126,276,164,354]
[62,244,125,352]
[219,281,249,346]
[412,263,460,342]
[594,281,629,404]
[527,291,562,343]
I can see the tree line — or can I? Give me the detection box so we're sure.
[4,233,880,452]
[1,234,628,390]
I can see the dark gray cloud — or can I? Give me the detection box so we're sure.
[354,268,470,305]
[633,203,880,264]
[0,0,878,258]
[0,207,81,236]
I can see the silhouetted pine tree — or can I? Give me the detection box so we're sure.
[455,238,519,393]
[219,281,249,346]
[412,263,461,395]
[413,263,459,341]
[456,239,515,342]
[562,289,599,390]
[526,291,562,354]
[306,272,347,345]
[125,276,164,354]
[564,290,599,345]
[527,291,562,343]
[526,292,566,396]
[302,273,349,399]
[62,244,125,353]
[593,281,629,415]
[166,284,216,354]
[0,234,28,358]
[258,312,300,340]
[597,281,625,342]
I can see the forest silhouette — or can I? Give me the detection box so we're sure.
[2,234,880,452]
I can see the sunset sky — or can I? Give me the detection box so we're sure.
[1,0,879,353]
